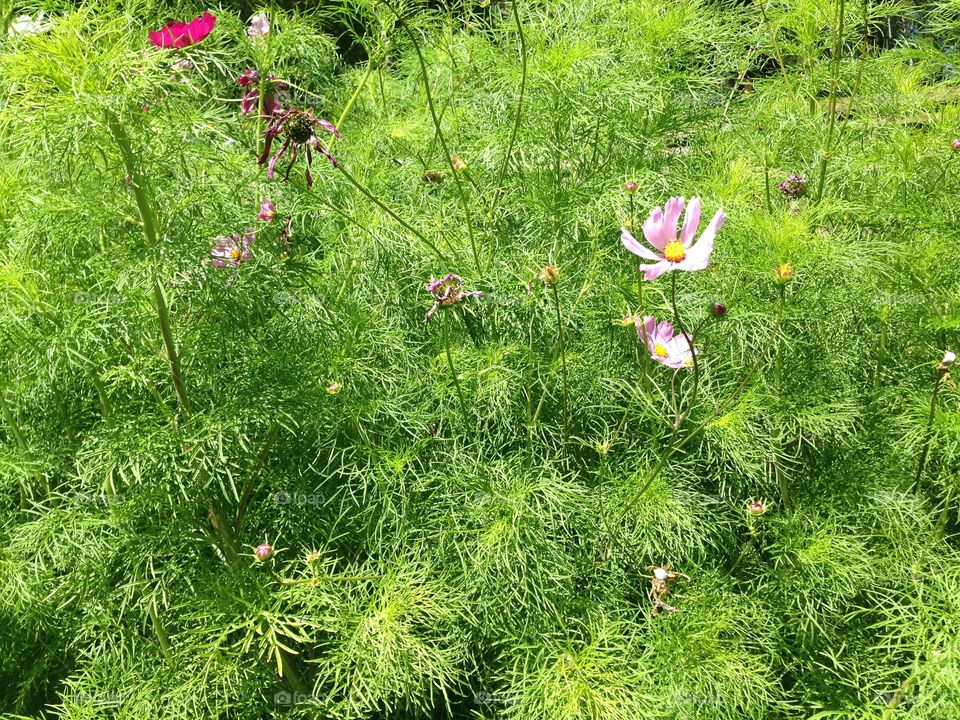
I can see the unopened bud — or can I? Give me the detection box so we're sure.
[623,181,638,193]
[747,500,768,516]
[774,262,795,285]
[450,154,467,171]
[711,302,727,318]
[254,543,273,561]
[952,139,960,152]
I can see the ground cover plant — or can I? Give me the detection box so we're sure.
[1,0,959,717]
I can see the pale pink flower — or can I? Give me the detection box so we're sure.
[637,315,693,369]
[247,13,270,39]
[258,199,276,222]
[210,229,254,268]
[620,196,725,281]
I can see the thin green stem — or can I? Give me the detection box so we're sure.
[612,292,786,527]
[552,284,570,466]
[334,163,451,263]
[443,312,469,420]
[815,0,847,204]
[911,367,946,492]
[384,0,481,271]
[489,0,527,223]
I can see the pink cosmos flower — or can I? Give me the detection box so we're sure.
[423,273,484,323]
[259,107,340,187]
[148,11,216,49]
[209,229,254,269]
[637,315,693,369]
[247,13,270,38]
[620,196,725,281]
[258,199,276,222]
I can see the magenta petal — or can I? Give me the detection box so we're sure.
[317,118,342,138]
[240,90,258,115]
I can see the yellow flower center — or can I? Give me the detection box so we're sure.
[663,240,686,263]
[230,247,242,261]
[653,343,669,358]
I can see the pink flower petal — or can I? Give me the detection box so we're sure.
[679,196,701,246]
[641,260,672,282]
[620,228,660,262]
[678,208,724,271]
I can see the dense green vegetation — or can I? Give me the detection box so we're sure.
[1,0,959,717]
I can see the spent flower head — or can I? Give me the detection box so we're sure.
[778,173,807,199]
[259,107,340,187]
[620,196,726,281]
[423,273,484,323]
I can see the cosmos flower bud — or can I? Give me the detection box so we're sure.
[747,500,768,515]
[254,543,273,561]
[952,139,960,152]
[623,181,638,193]
[710,302,727,318]
[450,155,467,172]
[774,262,795,285]
[326,381,342,394]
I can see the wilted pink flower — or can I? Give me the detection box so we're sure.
[620,196,725,282]
[259,107,340,187]
[237,70,288,116]
[423,273,483,323]
[778,173,807,198]
[258,199,276,222]
[247,12,270,38]
[637,315,693,369]
[148,11,216,49]
[237,68,259,87]
[209,229,255,268]
[254,543,273,560]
